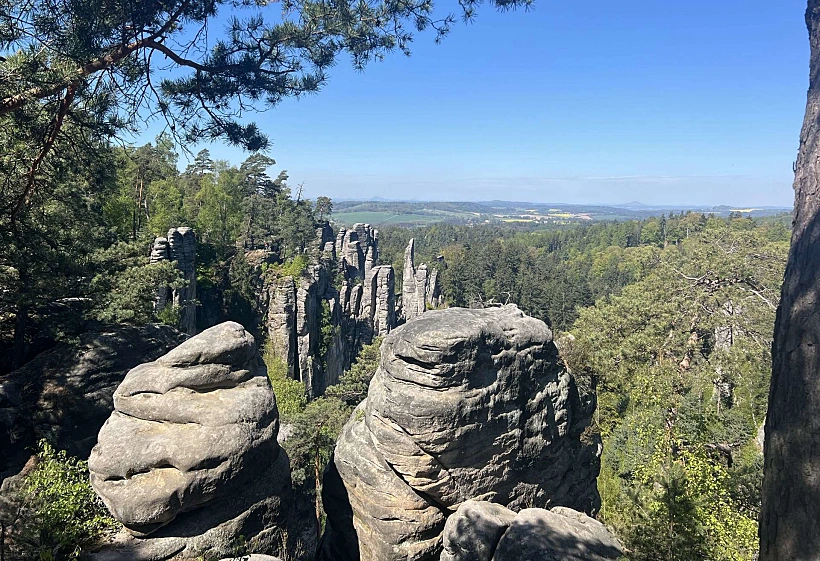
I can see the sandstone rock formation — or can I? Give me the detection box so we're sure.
[88,322,307,559]
[321,305,602,561]
[0,324,185,481]
[265,223,396,397]
[151,227,197,334]
[440,501,622,561]
[219,556,282,561]
[401,238,443,321]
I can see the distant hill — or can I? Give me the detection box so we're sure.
[330,199,792,228]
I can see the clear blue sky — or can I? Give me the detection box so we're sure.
[137,0,808,207]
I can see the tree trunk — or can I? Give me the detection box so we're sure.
[759,1,820,557]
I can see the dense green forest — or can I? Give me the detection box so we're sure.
[379,213,789,559]
[0,136,321,371]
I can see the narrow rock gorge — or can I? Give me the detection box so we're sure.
[264,222,398,397]
[320,305,602,561]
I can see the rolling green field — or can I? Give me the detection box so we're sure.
[332,211,447,226]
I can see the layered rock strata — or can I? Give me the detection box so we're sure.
[401,238,443,321]
[151,227,197,334]
[265,223,396,397]
[321,305,602,561]
[440,501,622,561]
[88,322,303,559]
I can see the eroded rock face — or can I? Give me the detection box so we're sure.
[0,324,185,480]
[441,501,622,561]
[401,238,443,321]
[89,322,289,538]
[265,223,396,398]
[151,227,197,335]
[321,305,602,561]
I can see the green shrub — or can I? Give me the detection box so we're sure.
[10,440,116,560]
[156,303,182,327]
[325,337,383,407]
[263,345,307,421]
[274,254,310,279]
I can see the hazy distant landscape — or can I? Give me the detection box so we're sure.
[332,198,792,227]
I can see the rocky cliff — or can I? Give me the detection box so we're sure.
[265,223,397,397]
[400,238,443,321]
[150,227,197,335]
[320,305,602,561]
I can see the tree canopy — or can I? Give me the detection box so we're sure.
[0,0,530,226]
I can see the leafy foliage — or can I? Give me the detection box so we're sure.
[325,337,383,406]
[264,344,308,419]
[276,336,383,525]
[4,440,116,560]
[565,219,787,560]
[89,241,185,324]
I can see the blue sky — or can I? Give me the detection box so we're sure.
[137,0,808,206]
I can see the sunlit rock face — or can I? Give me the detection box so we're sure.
[150,227,197,335]
[89,321,289,537]
[321,305,602,561]
[440,500,622,561]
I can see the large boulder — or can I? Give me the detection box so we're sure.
[88,322,310,559]
[0,324,186,480]
[321,305,602,561]
[440,501,622,561]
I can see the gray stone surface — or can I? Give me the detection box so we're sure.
[439,501,517,561]
[401,238,422,320]
[493,507,622,561]
[321,305,602,561]
[88,456,305,561]
[151,227,197,335]
[441,501,622,561]
[267,277,298,378]
[89,322,291,541]
[401,238,442,321]
[0,324,185,479]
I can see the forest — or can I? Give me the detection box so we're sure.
[378,213,788,559]
[1,0,816,559]
[1,136,324,372]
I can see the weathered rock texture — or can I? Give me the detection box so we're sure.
[321,305,601,561]
[151,227,197,334]
[440,501,622,561]
[88,322,306,559]
[400,238,443,322]
[0,324,185,481]
[265,223,396,397]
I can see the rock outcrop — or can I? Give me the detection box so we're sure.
[89,322,308,559]
[400,239,443,322]
[321,305,602,561]
[265,223,397,397]
[0,324,185,480]
[440,501,622,561]
[151,227,197,334]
